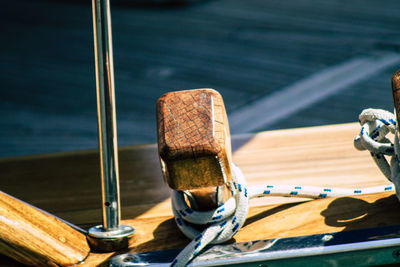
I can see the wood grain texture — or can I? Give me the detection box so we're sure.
[157,89,232,190]
[1,123,400,266]
[0,191,90,266]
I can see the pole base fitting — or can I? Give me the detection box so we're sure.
[87,225,135,252]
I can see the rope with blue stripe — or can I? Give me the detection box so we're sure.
[171,163,248,267]
[171,160,394,266]
[354,108,400,200]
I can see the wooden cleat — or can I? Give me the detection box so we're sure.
[157,89,233,209]
[392,70,400,130]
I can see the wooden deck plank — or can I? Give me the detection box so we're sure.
[0,123,388,224]
[1,123,399,265]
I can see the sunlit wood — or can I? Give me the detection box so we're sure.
[1,123,398,266]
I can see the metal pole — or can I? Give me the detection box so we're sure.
[88,0,134,251]
[93,0,119,230]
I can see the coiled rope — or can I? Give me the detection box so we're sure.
[354,108,400,199]
[170,108,398,267]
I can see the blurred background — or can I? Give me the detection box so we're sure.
[1,0,400,157]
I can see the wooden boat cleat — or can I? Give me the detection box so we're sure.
[392,70,400,125]
[156,88,234,211]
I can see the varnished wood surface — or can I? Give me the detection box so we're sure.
[157,89,232,190]
[0,192,90,266]
[1,123,399,266]
[392,70,400,127]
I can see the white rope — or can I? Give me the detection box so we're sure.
[171,164,248,267]
[248,184,394,199]
[171,171,394,266]
[353,108,400,200]
[169,108,400,266]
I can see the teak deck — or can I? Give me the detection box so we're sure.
[1,123,400,266]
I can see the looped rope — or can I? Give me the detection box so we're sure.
[352,108,400,204]
[354,108,397,181]
[171,164,248,267]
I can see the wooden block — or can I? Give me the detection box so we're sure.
[156,89,232,190]
[392,69,400,129]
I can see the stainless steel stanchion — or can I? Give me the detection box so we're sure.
[87,0,135,252]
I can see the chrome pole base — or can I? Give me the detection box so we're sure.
[87,224,135,252]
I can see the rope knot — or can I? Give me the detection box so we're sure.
[354,108,400,199]
[171,164,249,267]
[354,108,396,157]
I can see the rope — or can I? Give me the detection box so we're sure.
[170,108,399,266]
[171,164,248,267]
[354,108,400,200]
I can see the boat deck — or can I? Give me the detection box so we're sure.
[1,123,400,266]
[2,0,400,157]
